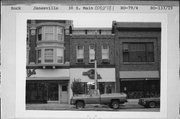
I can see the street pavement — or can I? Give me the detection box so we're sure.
[26,99,160,112]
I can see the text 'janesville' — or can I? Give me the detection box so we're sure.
[33,6,58,10]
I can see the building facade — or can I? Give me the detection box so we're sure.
[114,22,161,98]
[26,20,161,103]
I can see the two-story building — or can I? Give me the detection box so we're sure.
[114,22,161,98]
[69,27,116,97]
[26,20,161,103]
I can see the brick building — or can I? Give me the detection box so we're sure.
[26,20,161,103]
[114,22,161,98]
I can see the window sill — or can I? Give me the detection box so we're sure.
[123,62,155,65]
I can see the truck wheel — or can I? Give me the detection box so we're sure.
[111,100,120,109]
[148,101,156,108]
[76,101,84,109]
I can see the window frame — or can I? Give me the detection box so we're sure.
[37,26,64,42]
[37,49,42,63]
[76,45,84,63]
[44,48,54,63]
[56,48,64,64]
[36,47,64,64]
[122,42,155,63]
[89,44,95,63]
[101,44,109,60]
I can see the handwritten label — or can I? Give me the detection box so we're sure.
[33,6,58,10]
[150,6,173,10]
[69,5,115,11]
[120,5,139,10]
[11,6,21,10]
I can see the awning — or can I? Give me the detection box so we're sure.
[119,71,159,78]
[26,69,70,80]
[70,68,115,82]
[121,78,159,81]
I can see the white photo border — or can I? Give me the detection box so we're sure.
[16,13,167,118]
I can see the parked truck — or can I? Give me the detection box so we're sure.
[70,89,127,109]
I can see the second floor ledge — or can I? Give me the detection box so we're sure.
[27,62,70,69]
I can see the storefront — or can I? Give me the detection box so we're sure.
[69,68,116,97]
[119,71,160,99]
[26,69,70,104]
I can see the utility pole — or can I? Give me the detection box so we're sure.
[94,59,97,91]
[94,30,98,91]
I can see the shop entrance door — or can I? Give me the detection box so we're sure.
[59,84,68,103]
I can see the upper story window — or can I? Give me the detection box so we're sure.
[57,27,63,41]
[101,44,110,64]
[44,49,54,63]
[76,45,84,63]
[45,26,54,41]
[89,44,95,63]
[37,48,64,64]
[37,49,41,63]
[102,44,109,60]
[123,42,154,62]
[56,48,64,63]
[38,27,42,41]
[37,26,64,41]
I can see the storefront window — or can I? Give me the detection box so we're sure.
[120,79,160,99]
[99,82,105,94]
[75,82,115,95]
[48,83,58,101]
[105,82,115,94]
[86,82,115,94]
[26,82,47,103]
